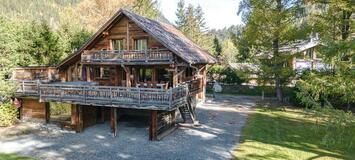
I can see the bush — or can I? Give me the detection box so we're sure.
[207,65,245,84]
[0,102,18,127]
[311,105,355,150]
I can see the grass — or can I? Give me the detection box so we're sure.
[233,102,355,160]
[0,153,34,160]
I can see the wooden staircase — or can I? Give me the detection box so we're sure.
[179,95,198,124]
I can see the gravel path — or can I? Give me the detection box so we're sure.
[0,95,257,160]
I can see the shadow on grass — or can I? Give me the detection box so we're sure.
[234,106,355,160]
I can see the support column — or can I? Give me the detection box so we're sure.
[76,105,83,133]
[149,110,158,141]
[45,102,50,124]
[172,67,178,87]
[99,107,105,123]
[111,107,117,137]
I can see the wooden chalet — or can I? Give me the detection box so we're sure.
[13,9,216,140]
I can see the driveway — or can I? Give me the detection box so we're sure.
[0,95,257,160]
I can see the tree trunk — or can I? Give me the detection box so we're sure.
[275,78,282,101]
[274,0,283,102]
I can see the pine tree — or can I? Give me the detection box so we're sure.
[175,0,186,30]
[212,36,222,57]
[175,2,210,50]
[238,0,305,101]
[132,0,160,19]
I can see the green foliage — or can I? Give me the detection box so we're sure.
[50,103,71,116]
[238,0,306,101]
[175,0,211,51]
[207,65,244,84]
[132,0,160,19]
[295,71,355,109]
[212,36,222,57]
[295,0,354,110]
[311,105,355,149]
[0,102,18,127]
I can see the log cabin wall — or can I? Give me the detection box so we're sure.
[21,99,47,121]
[12,67,58,81]
[63,16,170,86]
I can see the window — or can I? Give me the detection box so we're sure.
[112,39,124,51]
[139,68,152,82]
[134,39,148,50]
[102,67,110,78]
[156,68,169,83]
[94,67,111,78]
[185,67,193,77]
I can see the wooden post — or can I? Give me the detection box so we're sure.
[111,107,118,137]
[77,105,83,133]
[126,20,130,50]
[45,102,50,124]
[126,67,131,87]
[172,67,178,87]
[149,110,158,141]
[98,107,105,123]
[71,104,77,126]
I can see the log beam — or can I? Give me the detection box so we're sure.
[76,105,83,133]
[149,110,158,141]
[111,107,118,137]
[45,102,50,124]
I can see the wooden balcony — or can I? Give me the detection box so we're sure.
[15,81,188,111]
[81,49,174,64]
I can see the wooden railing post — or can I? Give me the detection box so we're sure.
[169,88,173,108]
[60,86,63,102]
[138,88,141,107]
[110,87,113,106]
[22,81,25,94]
[37,79,40,95]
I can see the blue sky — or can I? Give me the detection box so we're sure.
[158,0,242,29]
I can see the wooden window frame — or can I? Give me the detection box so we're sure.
[111,39,125,51]
[134,38,148,50]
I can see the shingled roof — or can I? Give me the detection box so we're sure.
[58,9,216,68]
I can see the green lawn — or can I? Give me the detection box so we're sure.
[233,103,355,160]
[0,153,34,160]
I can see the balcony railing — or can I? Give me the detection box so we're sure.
[15,81,188,111]
[81,49,174,64]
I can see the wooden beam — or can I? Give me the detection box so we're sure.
[172,67,178,87]
[77,105,83,133]
[45,102,50,124]
[149,110,158,141]
[127,20,130,49]
[71,104,77,126]
[111,107,118,137]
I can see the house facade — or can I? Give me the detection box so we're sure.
[13,9,216,140]
[280,36,327,71]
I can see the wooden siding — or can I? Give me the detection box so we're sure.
[91,16,166,51]
[12,67,57,81]
[22,99,46,119]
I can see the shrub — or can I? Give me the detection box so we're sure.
[0,102,18,127]
[207,65,245,84]
[311,105,355,150]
